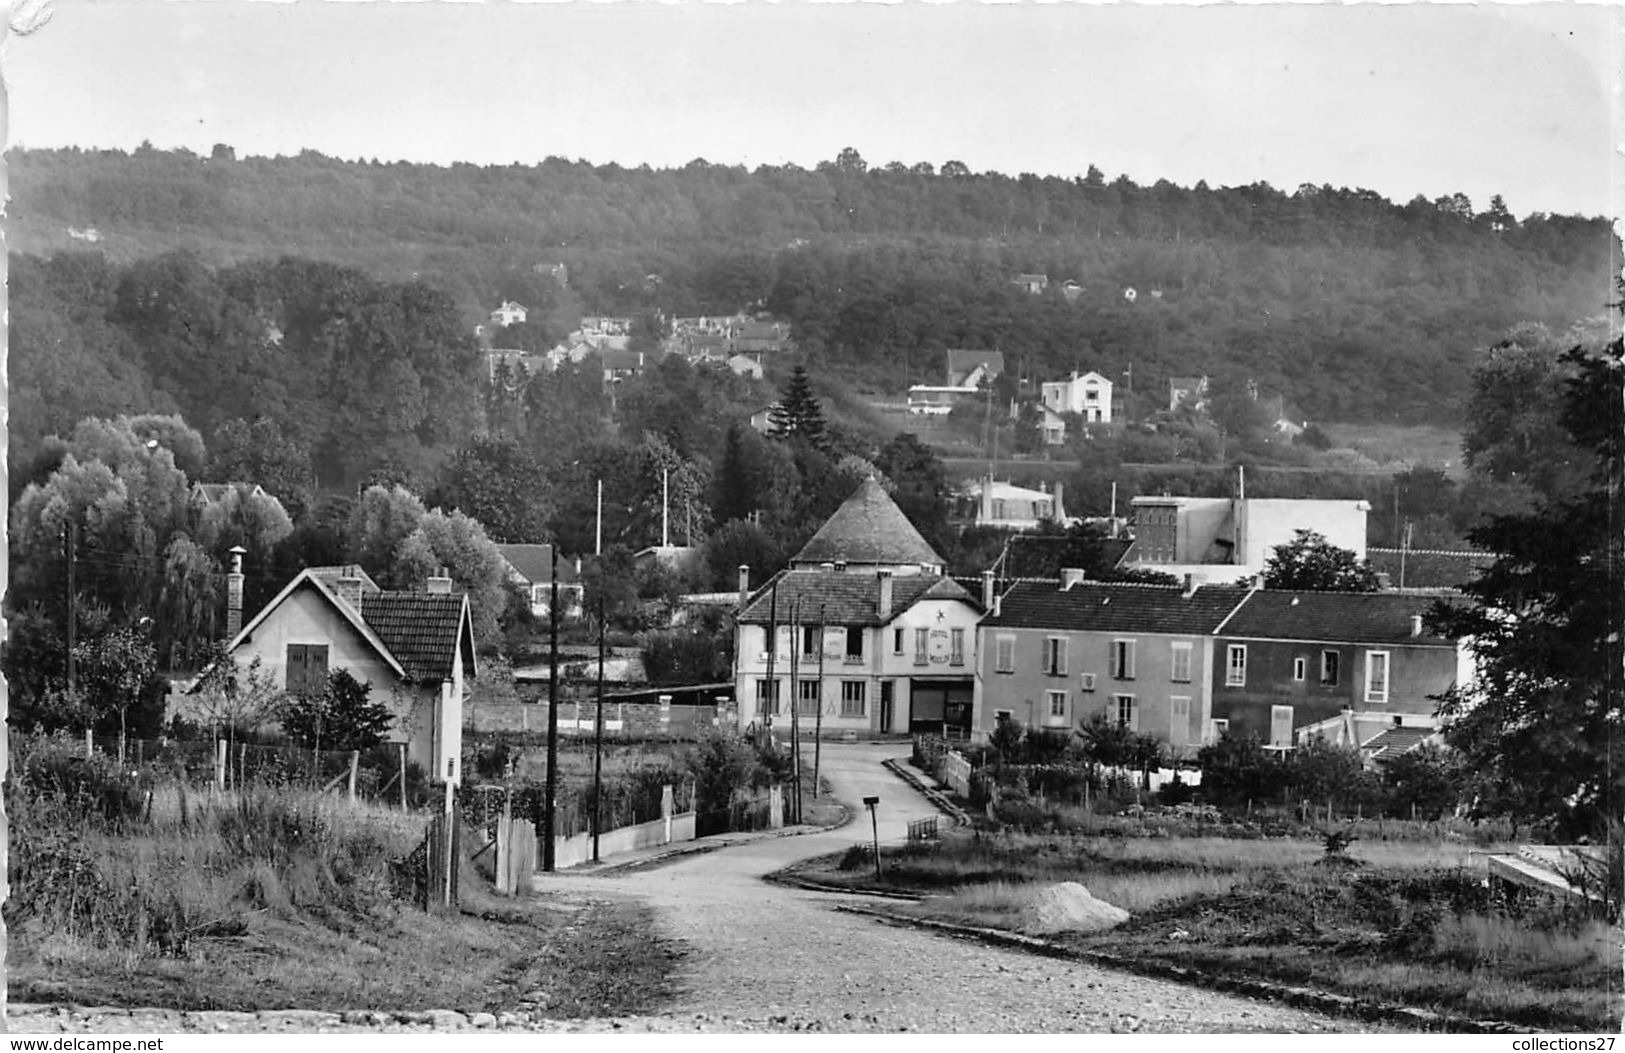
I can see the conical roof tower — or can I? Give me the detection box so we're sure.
[790,478,944,574]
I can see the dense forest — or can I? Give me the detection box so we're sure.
[10,145,1615,427]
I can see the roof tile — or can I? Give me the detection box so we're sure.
[738,570,974,625]
[360,592,468,681]
[792,478,945,569]
[986,580,1253,635]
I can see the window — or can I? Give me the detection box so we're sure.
[797,679,821,716]
[1365,651,1390,704]
[991,499,1006,519]
[914,627,929,666]
[1293,657,1307,682]
[1044,637,1068,676]
[950,628,965,667]
[1225,644,1247,687]
[840,680,866,717]
[1111,639,1137,680]
[845,627,864,661]
[892,628,904,655]
[1114,694,1138,731]
[995,635,1015,674]
[285,644,330,697]
[1047,690,1067,718]
[754,679,781,716]
[1320,650,1341,686]
[762,625,775,658]
[1270,704,1295,747]
[1170,696,1191,720]
[1170,641,1192,683]
[805,625,822,659]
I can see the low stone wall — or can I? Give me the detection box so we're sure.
[468,700,724,738]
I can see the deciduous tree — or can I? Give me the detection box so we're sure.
[1263,529,1379,592]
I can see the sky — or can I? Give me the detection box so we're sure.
[1,1,1617,219]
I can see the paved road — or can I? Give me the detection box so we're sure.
[532,742,1360,1033]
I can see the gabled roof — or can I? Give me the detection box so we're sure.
[360,592,474,681]
[496,544,580,587]
[599,348,645,370]
[192,481,268,505]
[1169,375,1207,391]
[738,569,975,626]
[946,349,1005,386]
[1216,590,1455,646]
[985,580,1253,636]
[791,478,945,569]
[229,566,476,683]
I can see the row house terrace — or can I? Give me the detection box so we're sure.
[1210,589,1470,752]
[975,575,1251,757]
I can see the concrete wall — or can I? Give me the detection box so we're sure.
[552,811,698,870]
[1238,500,1369,569]
[468,699,724,738]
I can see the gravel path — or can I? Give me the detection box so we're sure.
[528,742,1364,1034]
[8,743,1369,1034]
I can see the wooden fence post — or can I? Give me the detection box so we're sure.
[348,750,359,803]
[84,728,93,759]
[215,739,227,791]
[238,742,247,793]
[399,743,408,811]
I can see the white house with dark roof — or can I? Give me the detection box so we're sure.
[1041,370,1114,423]
[733,479,980,736]
[496,544,583,619]
[491,301,528,327]
[945,349,1006,388]
[208,565,476,785]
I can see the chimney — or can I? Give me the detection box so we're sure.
[981,569,995,610]
[1182,573,1197,598]
[1052,481,1066,522]
[737,565,750,611]
[225,546,247,639]
[334,565,365,611]
[1410,614,1423,638]
[877,569,894,621]
[427,567,453,594]
[1060,568,1085,590]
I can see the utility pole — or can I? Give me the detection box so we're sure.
[592,596,606,863]
[64,522,77,700]
[813,603,826,797]
[596,478,603,557]
[543,545,560,871]
[788,600,802,825]
[763,582,778,739]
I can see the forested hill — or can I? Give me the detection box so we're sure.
[9,146,1615,424]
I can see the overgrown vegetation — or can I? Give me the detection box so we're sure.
[4,732,681,1014]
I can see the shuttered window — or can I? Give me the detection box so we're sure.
[285,644,329,697]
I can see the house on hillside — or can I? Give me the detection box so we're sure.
[1041,370,1114,423]
[487,348,551,384]
[727,354,765,380]
[1209,589,1470,751]
[1060,280,1084,303]
[496,544,584,620]
[946,349,1006,388]
[213,566,476,785]
[1119,494,1370,586]
[963,478,1073,532]
[1011,274,1049,295]
[491,301,528,327]
[734,319,789,355]
[734,479,977,737]
[1168,375,1209,413]
[749,405,777,434]
[974,575,1252,756]
[191,481,270,508]
[600,349,650,384]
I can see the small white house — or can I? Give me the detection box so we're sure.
[1040,371,1114,423]
[491,301,528,327]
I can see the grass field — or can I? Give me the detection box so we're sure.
[804,831,1619,1030]
[1320,423,1466,476]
